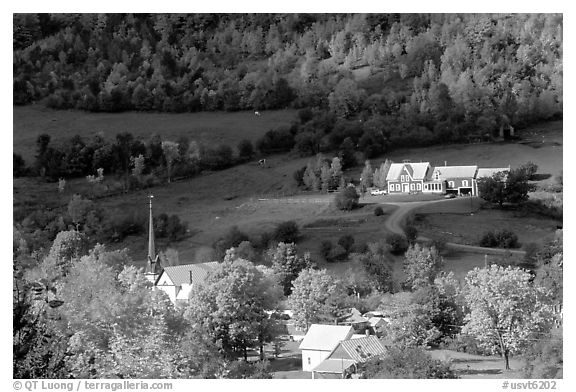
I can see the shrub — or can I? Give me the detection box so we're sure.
[374,206,384,216]
[213,226,250,259]
[386,233,409,255]
[293,166,307,187]
[335,186,359,211]
[337,234,355,253]
[255,128,295,154]
[327,244,347,262]
[403,225,418,244]
[14,153,27,177]
[274,221,300,243]
[320,240,333,258]
[520,161,538,180]
[237,139,255,162]
[479,229,519,249]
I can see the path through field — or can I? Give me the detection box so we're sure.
[380,197,527,256]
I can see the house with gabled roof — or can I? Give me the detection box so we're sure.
[311,335,387,379]
[384,160,511,197]
[386,161,432,194]
[431,165,479,195]
[299,324,354,372]
[155,262,219,304]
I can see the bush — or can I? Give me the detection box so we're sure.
[274,221,300,243]
[320,240,333,258]
[374,206,384,216]
[386,233,409,255]
[237,139,254,162]
[327,244,347,262]
[479,229,519,249]
[335,186,360,211]
[213,226,250,259]
[337,234,355,253]
[520,161,538,180]
[14,153,27,177]
[255,128,295,154]
[293,166,307,187]
[403,225,418,244]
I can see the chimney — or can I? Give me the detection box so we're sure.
[444,161,447,166]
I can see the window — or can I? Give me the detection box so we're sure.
[417,183,422,190]
[308,358,311,365]
[463,180,469,187]
[396,184,400,191]
[435,172,439,180]
[449,181,455,188]
[400,175,405,182]
[410,183,415,190]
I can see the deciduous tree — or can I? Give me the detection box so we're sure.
[462,265,554,370]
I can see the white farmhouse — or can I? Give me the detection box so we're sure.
[299,324,354,372]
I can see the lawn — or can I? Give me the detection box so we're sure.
[428,349,525,379]
[412,207,560,249]
[13,104,298,163]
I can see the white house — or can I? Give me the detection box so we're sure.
[299,324,354,372]
[311,335,388,379]
[155,262,219,304]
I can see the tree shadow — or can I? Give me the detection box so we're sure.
[531,173,552,181]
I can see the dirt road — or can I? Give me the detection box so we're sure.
[380,198,526,256]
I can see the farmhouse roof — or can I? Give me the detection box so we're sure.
[476,168,510,178]
[433,165,478,179]
[330,336,387,363]
[312,358,357,374]
[299,324,354,351]
[160,262,219,286]
[386,162,430,181]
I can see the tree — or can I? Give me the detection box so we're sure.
[477,169,531,207]
[338,137,357,169]
[186,258,282,361]
[237,139,254,162]
[373,159,392,189]
[403,244,443,291]
[462,265,554,370]
[360,160,373,192]
[359,346,457,379]
[269,242,313,296]
[288,268,347,330]
[161,141,179,182]
[522,335,563,379]
[335,186,359,211]
[273,221,300,244]
[349,242,394,292]
[383,290,443,347]
[14,153,27,177]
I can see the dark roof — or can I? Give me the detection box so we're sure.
[160,262,219,286]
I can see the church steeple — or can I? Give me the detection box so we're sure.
[145,195,161,283]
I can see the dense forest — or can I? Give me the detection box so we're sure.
[14,13,562,149]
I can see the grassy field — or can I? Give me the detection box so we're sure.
[13,105,298,163]
[13,105,562,278]
[348,120,563,186]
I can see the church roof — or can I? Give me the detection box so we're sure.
[160,262,219,286]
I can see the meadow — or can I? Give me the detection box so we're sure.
[13,104,298,163]
[13,104,562,278]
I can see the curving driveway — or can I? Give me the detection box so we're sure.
[379,198,526,256]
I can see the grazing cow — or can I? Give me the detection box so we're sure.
[254,111,261,116]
